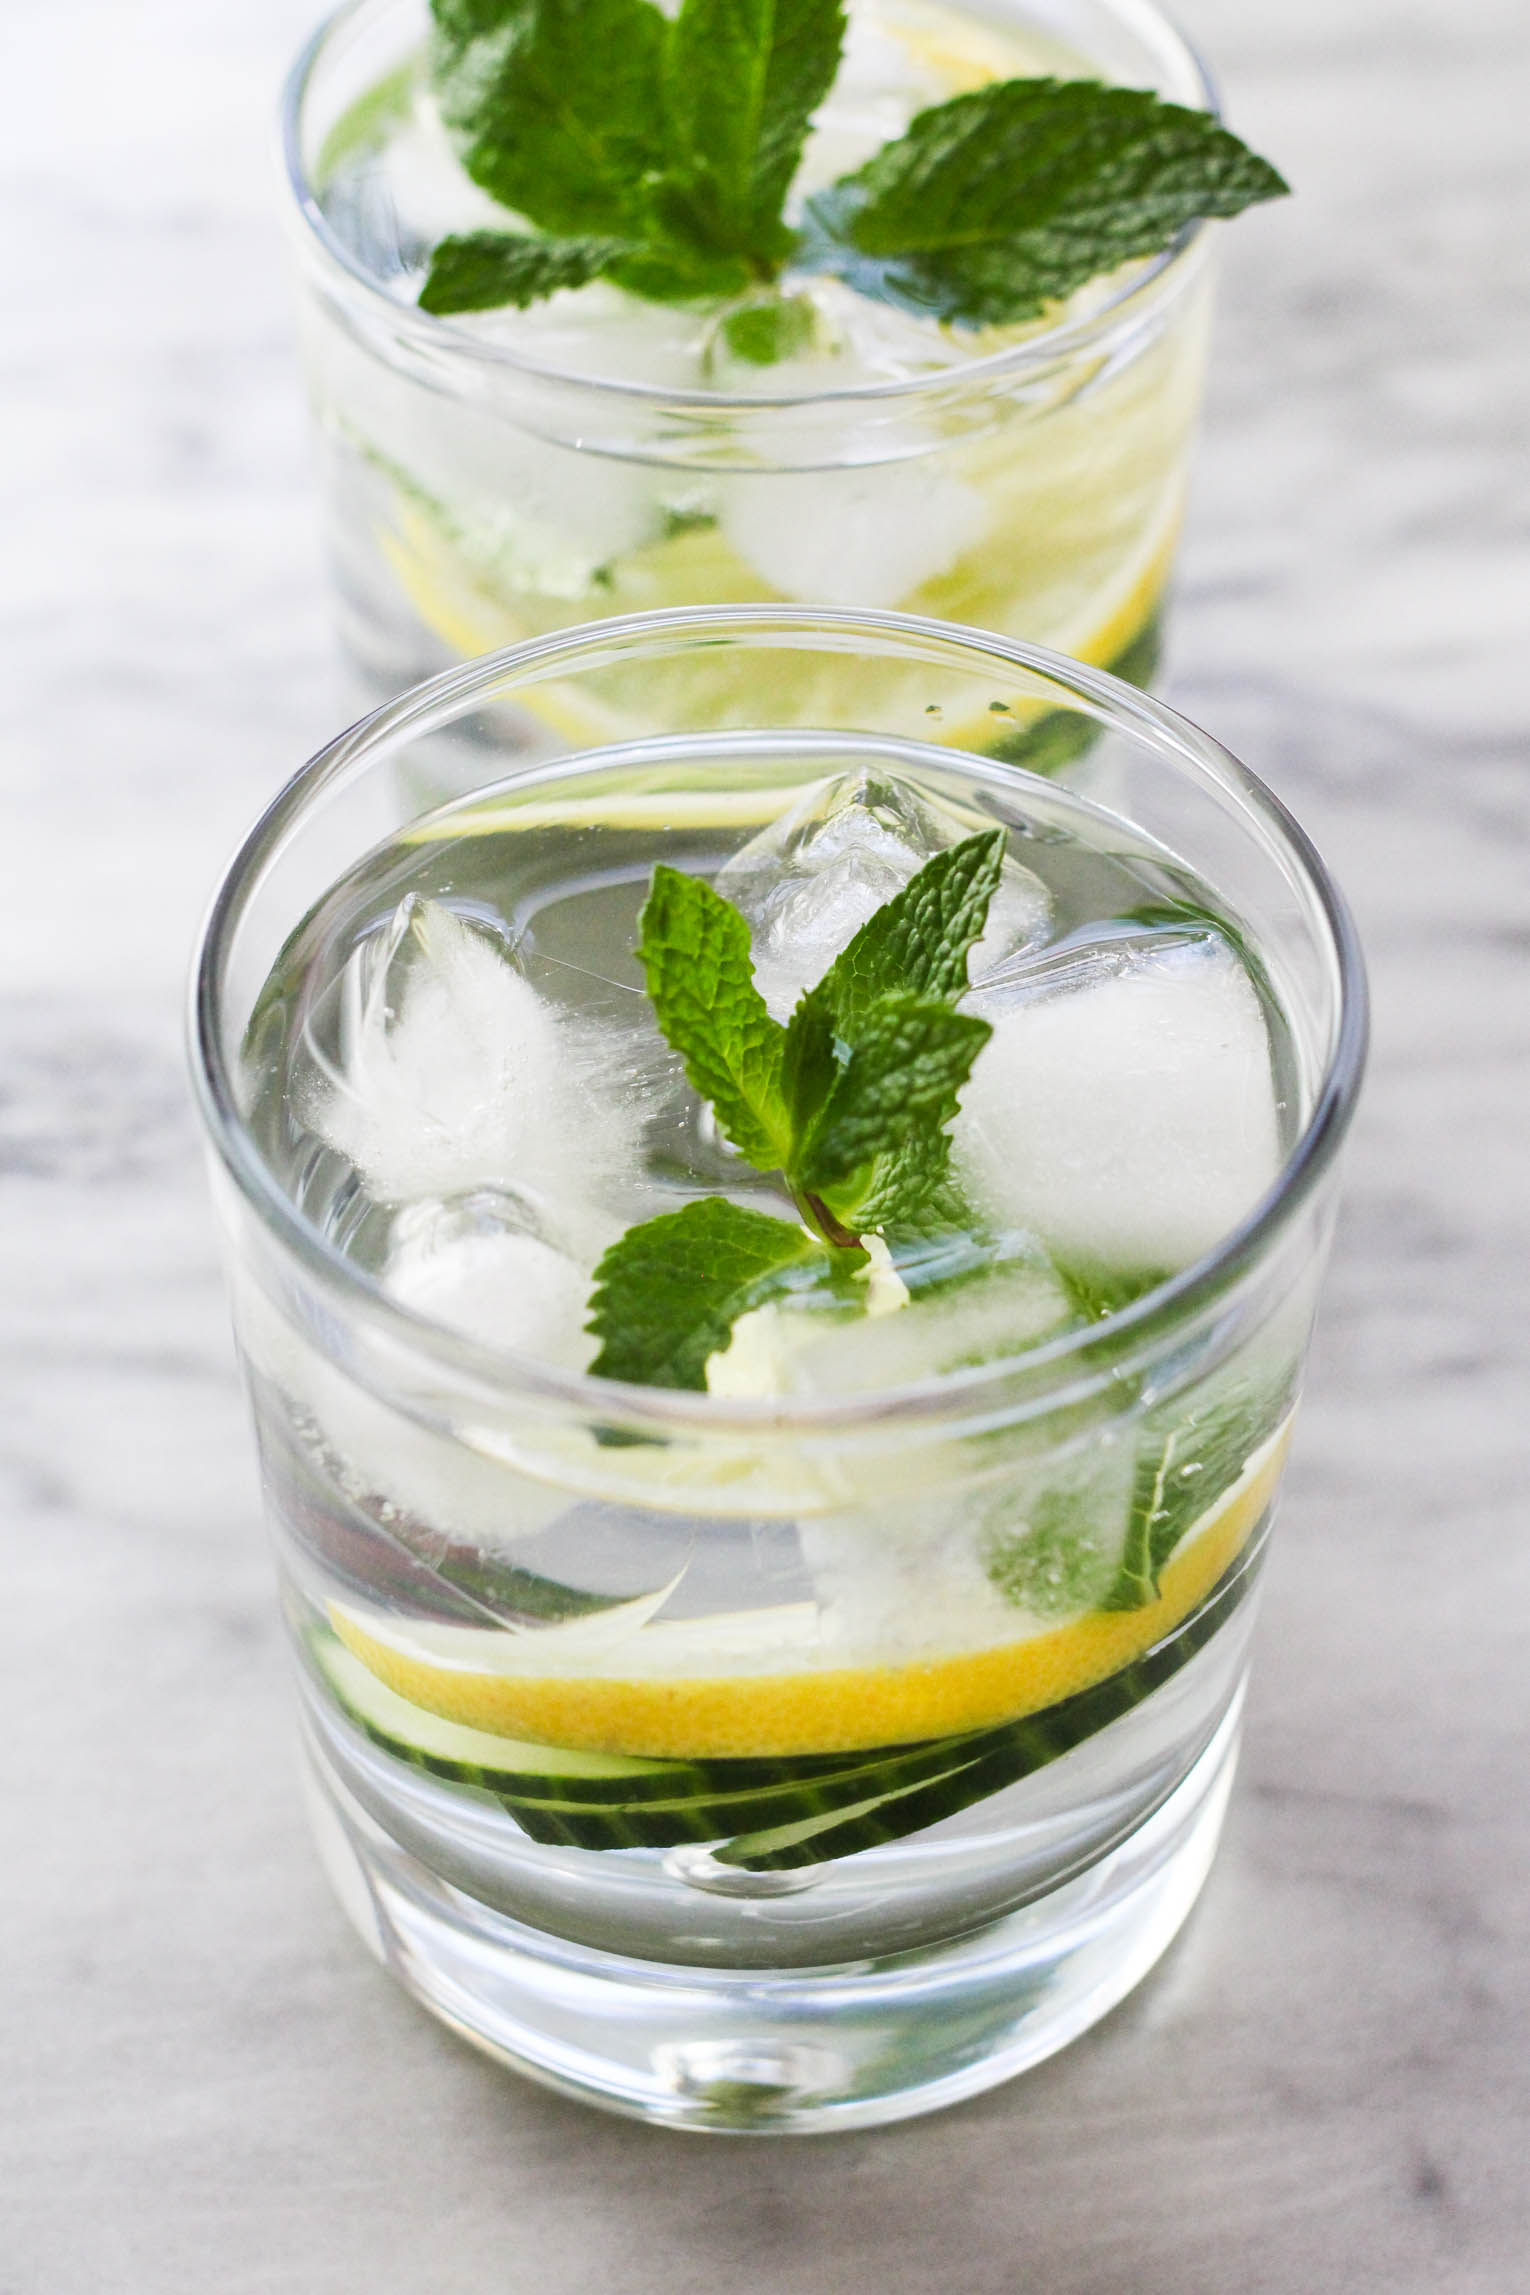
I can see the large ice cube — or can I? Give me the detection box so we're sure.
[303,897,644,1216]
[720,459,989,608]
[954,928,1283,1273]
[385,1191,600,1370]
[795,1500,1022,1659]
[707,1247,1074,1399]
[796,1428,1139,1658]
[304,308,664,597]
[715,769,1051,1019]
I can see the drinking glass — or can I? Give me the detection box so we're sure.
[190,607,1365,2131]
[282,0,1218,749]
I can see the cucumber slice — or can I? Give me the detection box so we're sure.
[495,1775,977,1855]
[311,1527,1266,1867]
[488,1733,988,1848]
[309,1632,709,1803]
[719,1536,1261,1869]
[313,1625,994,1839]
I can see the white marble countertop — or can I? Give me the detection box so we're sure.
[5,1,1528,2285]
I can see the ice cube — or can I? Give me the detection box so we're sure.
[720,458,989,609]
[385,1191,600,1369]
[707,1248,1074,1400]
[477,278,709,391]
[796,1424,1142,1658]
[305,309,663,596]
[234,1270,573,1554]
[968,862,1054,983]
[303,897,644,1216]
[796,1499,1022,1659]
[789,8,936,197]
[716,769,1050,1019]
[954,928,1283,1274]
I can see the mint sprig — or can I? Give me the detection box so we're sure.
[587,830,1002,1388]
[419,0,1286,340]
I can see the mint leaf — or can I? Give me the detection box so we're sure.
[842,1127,959,1233]
[795,993,991,1204]
[819,829,1005,1031]
[605,240,753,304]
[778,976,840,1141]
[587,1199,823,1388]
[425,0,834,308]
[431,0,672,239]
[772,832,1004,1228]
[803,80,1288,327]
[638,865,791,1171]
[715,291,819,365]
[1054,1261,1166,1323]
[665,0,846,264]
[1104,1440,1177,1610]
[419,231,637,314]
[1103,1370,1295,1609]
[983,1483,1126,1620]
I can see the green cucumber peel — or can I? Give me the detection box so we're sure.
[313,1535,1268,1866]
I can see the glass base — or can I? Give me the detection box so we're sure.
[300,1701,1240,2134]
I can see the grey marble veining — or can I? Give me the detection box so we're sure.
[3,1,1528,2287]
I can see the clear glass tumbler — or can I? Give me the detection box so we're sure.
[190,608,1365,2131]
[281,0,1218,751]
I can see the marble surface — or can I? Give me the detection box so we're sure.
[4,1,1528,2285]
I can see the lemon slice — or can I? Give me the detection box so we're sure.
[379,479,1177,759]
[878,0,1085,91]
[331,1427,1285,1759]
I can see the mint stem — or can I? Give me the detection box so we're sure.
[794,1189,861,1251]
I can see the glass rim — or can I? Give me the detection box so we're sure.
[189,605,1368,1438]
[278,0,1220,415]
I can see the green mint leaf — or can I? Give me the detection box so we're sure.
[602,235,753,305]
[418,231,637,314]
[778,977,840,1139]
[1102,1370,1296,1609]
[638,865,791,1171]
[842,1128,959,1233]
[431,0,671,239]
[430,0,521,43]
[715,290,819,365]
[982,1483,1127,1620]
[1053,1261,1166,1323]
[819,828,1006,1032]
[1102,1440,1176,1610]
[665,0,846,262]
[795,993,991,1204]
[802,79,1288,328]
[587,1199,823,1388]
